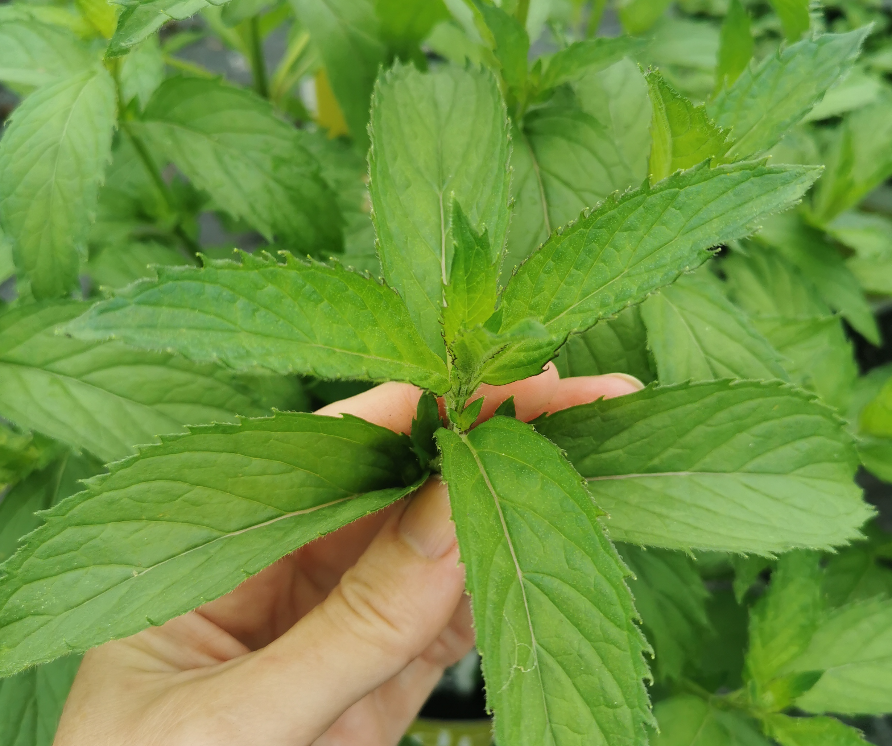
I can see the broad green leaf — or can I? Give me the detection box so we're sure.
[437,417,652,746]
[0,4,95,38]
[0,66,116,299]
[746,551,823,708]
[575,58,650,186]
[724,244,858,412]
[554,307,655,384]
[651,695,771,746]
[619,544,709,680]
[646,71,727,184]
[0,413,425,675]
[804,68,883,122]
[76,0,118,38]
[369,64,510,353]
[533,381,871,554]
[857,437,892,483]
[487,160,820,385]
[0,302,268,462]
[119,35,164,109]
[0,656,82,746]
[0,19,94,88]
[474,1,528,96]
[756,213,879,344]
[134,77,342,257]
[827,213,892,292]
[765,714,869,746]
[823,526,892,606]
[108,0,230,56]
[715,0,753,92]
[860,377,892,437]
[374,0,449,61]
[786,598,892,714]
[708,29,868,159]
[505,105,636,272]
[812,90,892,222]
[87,241,194,289]
[443,202,497,344]
[0,453,101,563]
[66,253,451,393]
[768,0,810,42]
[538,37,644,92]
[289,0,385,150]
[641,271,788,384]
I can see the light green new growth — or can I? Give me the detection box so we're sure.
[65,253,451,394]
[765,714,869,746]
[715,0,753,92]
[0,66,116,299]
[438,417,652,746]
[0,413,424,676]
[109,0,232,56]
[534,381,871,553]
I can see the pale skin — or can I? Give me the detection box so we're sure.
[55,365,643,746]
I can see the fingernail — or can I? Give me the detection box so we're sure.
[399,480,456,559]
[608,373,645,392]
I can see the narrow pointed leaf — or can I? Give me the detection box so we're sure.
[0,66,116,299]
[641,271,789,384]
[0,302,267,463]
[474,1,528,95]
[785,598,892,715]
[134,77,341,256]
[0,413,424,676]
[437,417,652,746]
[369,64,510,353]
[768,0,810,42]
[764,715,869,746]
[715,0,753,92]
[646,71,727,183]
[708,29,868,159]
[533,381,871,554]
[487,161,820,385]
[66,254,450,393]
[443,202,498,344]
[108,0,231,56]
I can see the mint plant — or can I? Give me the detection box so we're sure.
[2,0,892,745]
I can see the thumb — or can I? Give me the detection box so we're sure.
[223,480,467,744]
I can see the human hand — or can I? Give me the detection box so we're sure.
[54,367,643,746]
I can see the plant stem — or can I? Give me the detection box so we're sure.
[122,123,202,257]
[248,16,269,98]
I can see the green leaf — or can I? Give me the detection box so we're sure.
[785,598,892,715]
[486,160,820,385]
[554,306,655,384]
[619,544,709,681]
[804,68,883,122]
[0,301,268,462]
[410,392,440,467]
[437,416,652,746]
[651,695,771,746]
[756,213,879,345]
[768,0,810,42]
[732,554,771,602]
[289,0,385,150]
[533,381,871,554]
[108,0,230,57]
[87,241,194,289]
[715,0,753,92]
[538,37,644,92]
[505,104,638,272]
[724,244,858,412]
[0,230,13,283]
[450,319,548,390]
[0,656,82,746]
[646,71,727,184]
[369,64,510,354]
[0,19,94,88]
[708,29,868,159]
[617,0,672,35]
[812,90,892,223]
[823,525,892,607]
[0,412,424,676]
[474,1,528,96]
[119,35,164,109]
[374,0,449,61]
[0,453,101,563]
[0,428,61,492]
[764,714,869,746]
[641,271,788,384]
[745,551,824,708]
[0,66,116,299]
[66,253,451,393]
[860,376,892,437]
[443,201,498,344]
[134,76,342,257]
